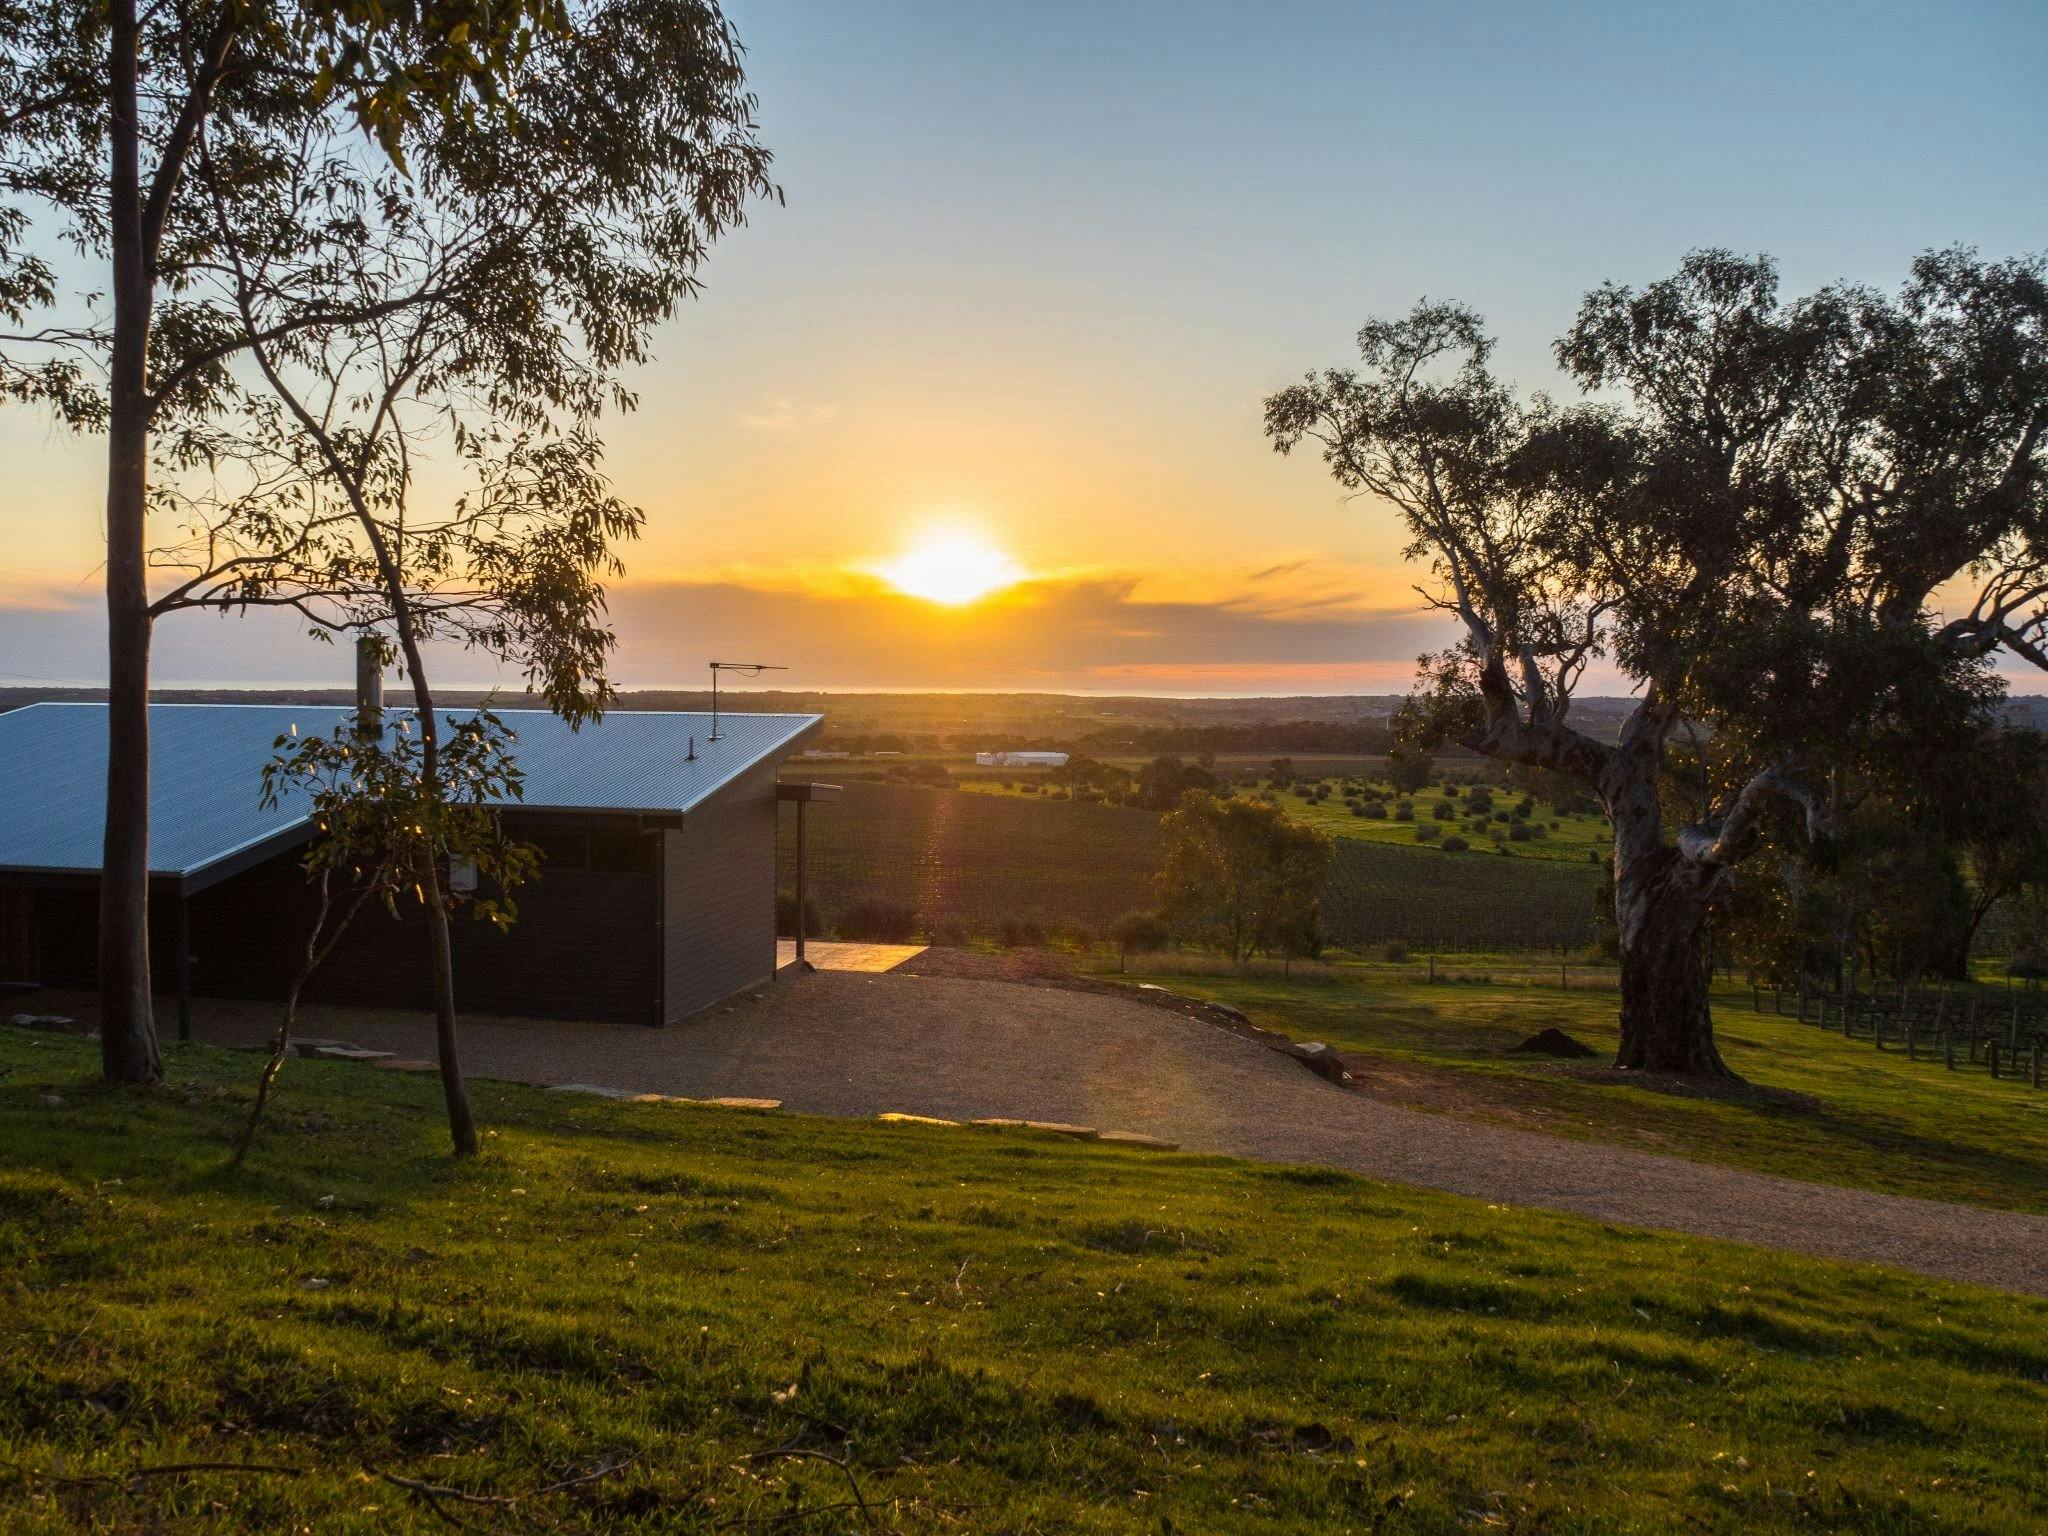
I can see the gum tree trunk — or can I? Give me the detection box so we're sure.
[390,623,479,1158]
[1606,757,1733,1077]
[98,0,161,1084]
[1612,847,1727,1074]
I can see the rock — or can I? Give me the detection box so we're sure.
[970,1117,1098,1139]
[300,1277,331,1291]
[549,1083,633,1099]
[314,1194,337,1210]
[310,1046,395,1063]
[11,1013,77,1031]
[1098,1130,1180,1151]
[1515,1027,1598,1059]
[877,1111,958,1126]
[1282,1041,1352,1082]
[702,1096,781,1111]
[1204,1001,1253,1025]
[36,1093,65,1109]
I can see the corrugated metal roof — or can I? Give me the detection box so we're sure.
[0,703,820,881]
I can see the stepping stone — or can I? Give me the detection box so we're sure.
[549,1083,633,1099]
[310,1045,395,1062]
[702,1096,781,1111]
[877,1111,957,1126]
[1098,1130,1180,1151]
[971,1118,1098,1139]
[372,1059,438,1073]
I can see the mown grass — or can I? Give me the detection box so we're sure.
[3,1027,2046,1533]
[1133,966,2048,1216]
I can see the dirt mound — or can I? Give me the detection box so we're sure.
[1515,1027,1598,1058]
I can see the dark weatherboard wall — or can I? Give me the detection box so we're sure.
[662,762,779,1024]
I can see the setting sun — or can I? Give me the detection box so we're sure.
[874,528,1024,605]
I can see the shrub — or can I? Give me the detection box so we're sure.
[1433,801,1454,820]
[1509,821,1533,842]
[928,916,970,946]
[1111,910,1171,954]
[1394,804,1414,821]
[837,898,920,943]
[775,889,824,938]
[1350,803,1369,816]
[1441,835,1470,853]
[1414,822,1440,842]
[1383,940,1410,962]
[996,915,1047,948]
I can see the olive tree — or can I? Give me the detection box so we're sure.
[1268,250,2046,1074]
[1,0,771,1081]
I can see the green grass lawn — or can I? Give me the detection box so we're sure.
[1121,965,2048,1216]
[4,1029,2046,1533]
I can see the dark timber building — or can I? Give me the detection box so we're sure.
[0,702,823,1029]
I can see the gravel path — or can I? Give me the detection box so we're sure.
[144,972,2048,1295]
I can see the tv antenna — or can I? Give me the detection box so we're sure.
[709,660,787,740]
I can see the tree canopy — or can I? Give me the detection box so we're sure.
[1268,249,2048,1072]
[1156,790,1332,967]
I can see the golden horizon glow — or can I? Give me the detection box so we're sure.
[873,527,1026,606]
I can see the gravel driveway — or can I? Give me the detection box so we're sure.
[115,971,2048,1295]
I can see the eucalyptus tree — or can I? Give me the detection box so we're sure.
[233,706,535,1165]
[1,0,772,1082]
[1267,250,2047,1074]
[148,82,710,1149]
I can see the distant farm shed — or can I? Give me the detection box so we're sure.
[0,703,823,1028]
[974,750,1069,768]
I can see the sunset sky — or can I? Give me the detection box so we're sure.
[4,0,2046,694]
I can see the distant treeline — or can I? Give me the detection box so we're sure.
[810,720,1413,758]
[1071,720,1397,756]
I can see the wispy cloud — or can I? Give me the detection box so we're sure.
[736,397,838,433]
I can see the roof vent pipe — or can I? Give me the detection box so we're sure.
[355,633,384,740]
